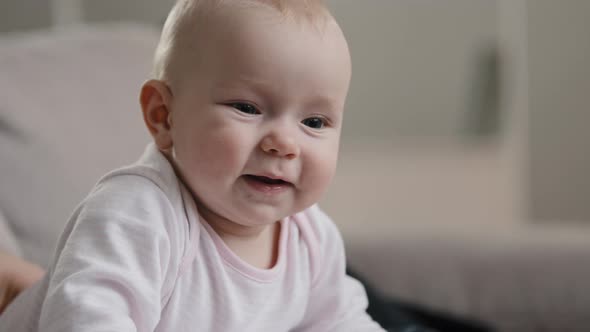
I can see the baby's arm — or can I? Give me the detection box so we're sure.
[38,176,178,332]
[296,207,386,331]
[0,250,44,314]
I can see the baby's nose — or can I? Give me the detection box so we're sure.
[260,131,299,160]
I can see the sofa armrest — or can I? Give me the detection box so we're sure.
[343,224,590,332]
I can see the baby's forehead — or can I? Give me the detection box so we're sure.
[157,0,339,88]
[181,0,331,37]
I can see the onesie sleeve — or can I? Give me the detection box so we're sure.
[295,205,386,331]
[37,175,182,332]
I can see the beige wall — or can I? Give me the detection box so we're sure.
[0,1,52,32]
[82,0,173,25]
[327,0,498,141]
[320,1,527,228]
[528,0,590,222]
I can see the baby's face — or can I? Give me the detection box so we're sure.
[168,6,351,227]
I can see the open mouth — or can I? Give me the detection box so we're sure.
[244,175,291,186]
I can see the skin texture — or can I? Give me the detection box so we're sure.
[140,4,351,268]
[0,251,44,314]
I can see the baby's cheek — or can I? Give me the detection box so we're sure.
[194,129,247,177]
[301,148,338,201]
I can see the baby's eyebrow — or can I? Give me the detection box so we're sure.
[306,95,338,109]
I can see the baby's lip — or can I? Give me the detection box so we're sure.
[243,174,294,186]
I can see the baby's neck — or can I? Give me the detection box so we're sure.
[215,221,281,270]
[205,213,271,239]
[186,185,282,269]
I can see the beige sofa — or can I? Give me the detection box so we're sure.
[2,24,589,332]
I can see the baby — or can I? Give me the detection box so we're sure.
[0,0,385,330]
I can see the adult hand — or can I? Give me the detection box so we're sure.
[0,250,44,314]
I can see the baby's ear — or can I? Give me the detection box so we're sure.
[140,80,174,151]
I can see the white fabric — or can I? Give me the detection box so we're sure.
[0,144,384,331]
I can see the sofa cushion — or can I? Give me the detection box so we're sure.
[0,24,158,266]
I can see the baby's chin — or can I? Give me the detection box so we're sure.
[232,210,291,227]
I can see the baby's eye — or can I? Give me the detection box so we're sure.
[230,103,260,115]
[301,117,327,129]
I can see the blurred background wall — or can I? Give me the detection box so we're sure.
[527,0,590,222]
[1,0,589,225]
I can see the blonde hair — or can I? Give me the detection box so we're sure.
[152,0,331,87]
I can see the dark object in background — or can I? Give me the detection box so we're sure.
[464,44,502,139]
[347,268,496,332]
[0,114,27,142]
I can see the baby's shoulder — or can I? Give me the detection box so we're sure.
[85,165,178,217]
[82,143,184,217]
[72,160,190,249]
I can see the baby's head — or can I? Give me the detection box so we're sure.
[140,0,351,229]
